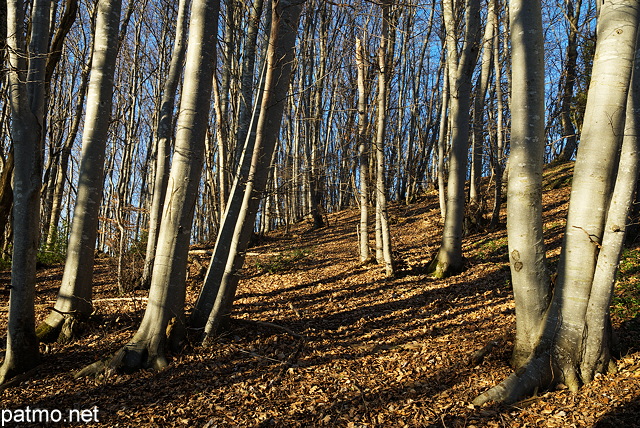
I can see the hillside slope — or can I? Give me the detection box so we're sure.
[2,161,640,427]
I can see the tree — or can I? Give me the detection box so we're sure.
[356,36,372,263]
[37,0,123,343]
[428,0,481,277]
[469,0,496,219]
[140,0,191,290]
[555,0,582,162]
[474,0,640,404]
[503,0,550,367]
[0,0,50,383]
[78,0,220,375]
[373,0,397,277]
[189,0,305,340]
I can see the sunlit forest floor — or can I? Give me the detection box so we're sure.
[2,161,640,427]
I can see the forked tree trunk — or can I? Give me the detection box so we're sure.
[140,0,190,290]
[0,0,50,383]
[77,0,220,376]
[37,0,122,343]
[189,0,304,341]
[475,0,639,405]
[429,0,480,278]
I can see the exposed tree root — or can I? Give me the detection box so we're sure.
[469,335,506,366]
[473,355,554,406]
[75,339,168,379]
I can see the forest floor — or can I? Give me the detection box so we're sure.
[3,161,640,427]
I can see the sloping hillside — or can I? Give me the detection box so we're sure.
[2,161,640,427]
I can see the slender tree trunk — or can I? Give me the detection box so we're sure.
[140,0,190,290]
[374,0,396,277]
[37,0,122,343]
[356,37,371,263]
[437,58,448,220]
[489,0,505,230]
[556,0,582,162]
[189,0,305,339]
[469,1,496,214]
[429,0,481,278]
[0,0,50,383]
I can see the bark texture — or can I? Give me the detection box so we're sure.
[38,0,122,343]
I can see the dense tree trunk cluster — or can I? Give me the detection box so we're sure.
[0,0,637,407]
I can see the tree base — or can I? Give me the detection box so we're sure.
[36,315,84,344]
[75,339,169,379]
[427,255,465,279]
[473,347,618,406]
[0,335,39,385]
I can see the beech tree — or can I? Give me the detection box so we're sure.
[190,0,305,340]
[78,0,220,374]
[475,0,640,404]
[37,0,123,343]
[0,0,51,383]
[428,0,481,277]
[140,0,190,290]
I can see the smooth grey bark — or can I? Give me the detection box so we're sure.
[374,0,396,277]
[469,0,495,209]
[140,0,190,290]
[356,36,371,263]
[235,0,267,168]
[489,0,505,230]
[78,0,220,375]
[580,52,640,382]
[38,0,122,342]
[429,0,481,278]
[189,0,305,340]
[436,58,449,220]
[506,0,551,368]
[475,0,639,405]
[1,0,50,383]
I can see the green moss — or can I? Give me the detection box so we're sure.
[36,321,61,343]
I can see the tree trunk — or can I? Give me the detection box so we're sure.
[189,0,305,340]
[469,0,495,214]
[0,0,50,383]
[505,0,551,367]
[429,0,480,278]
[37,0,122,343]
[140,0,190,290]
[556,0,582,162]
[374,0,396,277]
[475,0,639,405]
[356,37,371,263]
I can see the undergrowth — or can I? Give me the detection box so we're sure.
[255,248,311,273]
[612,246,640,319]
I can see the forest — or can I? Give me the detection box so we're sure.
[2,0,640,425]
